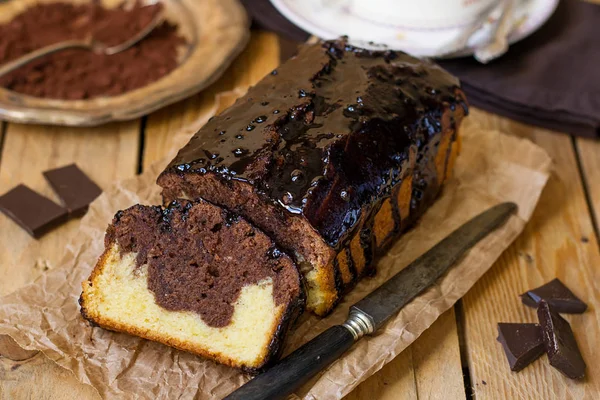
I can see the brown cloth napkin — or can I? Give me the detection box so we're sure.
[439,0,600,138]
[242,0,600,138]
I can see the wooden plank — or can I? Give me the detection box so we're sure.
[0,120,140,399]
[576,137,600,237]
[412,308,466,399]
[460,109,600,399]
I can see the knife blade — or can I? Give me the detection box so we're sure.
[225,202,517,400]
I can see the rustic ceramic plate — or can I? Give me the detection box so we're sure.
[0,0,250,126]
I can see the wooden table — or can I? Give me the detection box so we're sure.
[0,31,599,400]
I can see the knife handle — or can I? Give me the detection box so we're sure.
[225,325,355,400]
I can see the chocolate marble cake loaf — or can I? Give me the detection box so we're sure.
[80,199,304,371]
[158,40,468,316]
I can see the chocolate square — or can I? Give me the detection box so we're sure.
[0,185,68,238]
[43,164,102,217]
[497,323,545,372]
[538,301,586,379]
[522,278,587,313]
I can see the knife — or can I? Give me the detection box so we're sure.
[225,202,517,400]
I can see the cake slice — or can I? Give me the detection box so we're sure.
[157,39,468,315]
[80,199,305,371]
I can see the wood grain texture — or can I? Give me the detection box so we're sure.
[460,109,600,400]
[0,121,140,399]
[576,137,600,236]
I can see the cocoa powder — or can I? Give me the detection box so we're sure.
[0,2,186,100]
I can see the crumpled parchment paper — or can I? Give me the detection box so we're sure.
[0,118,551,399]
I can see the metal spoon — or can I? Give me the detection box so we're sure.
[0,11,163,79]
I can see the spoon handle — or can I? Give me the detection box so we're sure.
[0,40,91,79]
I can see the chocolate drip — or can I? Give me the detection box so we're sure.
[331,257,345,303]
[359,217,376,276]
[344,247,357,285]
[389,186,402,238]
[410,139,440,222]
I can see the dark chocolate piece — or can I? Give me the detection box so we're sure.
[522,278,587,314]
[497,323,544,372]
[537,301,586,379]
[0,184,68,238]
[43,164,102,217]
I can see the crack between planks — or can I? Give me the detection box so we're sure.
[137,116,148,175]
[409,346,420,400]
[454,300,475,399]
[0,121,7,170]
[571,135,600,253]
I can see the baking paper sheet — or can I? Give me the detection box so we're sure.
[0,113,552,399]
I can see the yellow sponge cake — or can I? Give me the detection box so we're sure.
[80,199,305,371]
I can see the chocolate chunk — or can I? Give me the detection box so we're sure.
[0,185,68,238]
[537,301,586,379]
[43,164,102,217]
[497,323,544,372]
[522,278,587,313]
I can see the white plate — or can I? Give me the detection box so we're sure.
[270,0,559,58]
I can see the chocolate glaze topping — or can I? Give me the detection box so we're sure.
[106,200,301,328]
[166,39,466,247]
